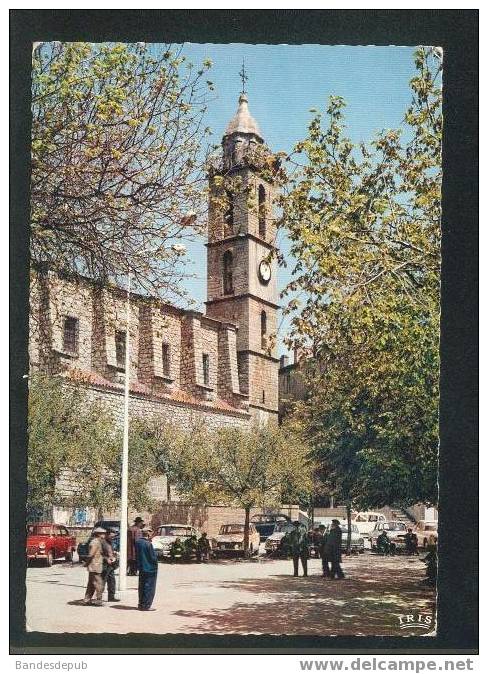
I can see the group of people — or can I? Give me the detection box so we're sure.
[169,533,211,562]
[286,519,345,579]
[82,517,159,611]
[376,527,419,556]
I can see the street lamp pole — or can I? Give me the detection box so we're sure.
[118,271,131,592]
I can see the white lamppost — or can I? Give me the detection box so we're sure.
[118,271,131,591]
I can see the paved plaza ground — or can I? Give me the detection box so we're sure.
[26,550,436,636]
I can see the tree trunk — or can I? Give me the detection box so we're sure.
[243,507,251,558]
[166,479,171,503]
[346,501,352,555]
[97,506,104,522]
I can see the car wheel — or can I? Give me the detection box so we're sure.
[65,550,73,562]
[45,550,54,567]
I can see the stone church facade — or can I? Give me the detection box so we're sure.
[29,93,281,521]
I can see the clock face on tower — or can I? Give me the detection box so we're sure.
[258,259,272,285]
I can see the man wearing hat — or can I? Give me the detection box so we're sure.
[101,528,120,602]
[135,527,158,611]
[325,519,345,579]
[288,520,309,577]
[127,516,144,576]
[82,527,106,606]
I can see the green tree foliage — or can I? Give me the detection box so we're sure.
[28,373,157,515]
[171,421,314,553]
[280,47,441,509]
[31,42,213,300]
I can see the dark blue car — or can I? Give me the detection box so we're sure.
[77,520,120,563]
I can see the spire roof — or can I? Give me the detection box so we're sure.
[224,93,263,139]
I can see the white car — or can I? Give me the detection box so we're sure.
[369,521,408,552]
[151,523,198,559]
[264,520,296,555]
[214,523,260,557]
[328,523,365,554]
[353,512,386,536]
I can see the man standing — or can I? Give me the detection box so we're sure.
[325,520,345,579]
[127,516,144,575]
[196,532,211,563]
[289,521,309,577]
[135,527,158,611]
[82,527,106,606]
[318,524,330,577]
[101,528,120,602]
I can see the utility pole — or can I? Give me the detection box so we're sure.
[118,271,131,591]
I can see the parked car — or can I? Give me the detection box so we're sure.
[264,520,296,555]
[77,520,120,563]
[214,523,260,557]
[26,523,77,566]
[250,514,291,541]
[352,512,386,536]
[413,521,438,549]
[369,521,408,553]
[151,524,198,560]
[324,522,365,554]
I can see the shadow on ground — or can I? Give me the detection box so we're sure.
[173,561,435,636]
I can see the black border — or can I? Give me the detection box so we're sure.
[10,9,478,654]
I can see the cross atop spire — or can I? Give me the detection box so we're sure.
[239,58,248,94]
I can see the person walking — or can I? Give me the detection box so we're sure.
[127,516,144,575]
[101,528,120,602]
[289,521,309,577]
[82,527,106,606]
[325,519,345,579]
[135,527,158,611]
[318,524,330,578]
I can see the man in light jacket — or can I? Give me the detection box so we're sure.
[82,527,106,606]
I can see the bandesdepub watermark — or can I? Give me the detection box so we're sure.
[15,663,87,671]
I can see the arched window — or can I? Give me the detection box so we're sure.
[258,184,266,238]
[261,310,267,349]
[224,190,234,235]
[223,250,234,295]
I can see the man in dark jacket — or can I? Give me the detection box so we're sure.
[135,527,158,611]
[318,524,330,577]
[101,528,120,602]
[289,521,309,577]
[325,520,345,579]
[127,516,144,575]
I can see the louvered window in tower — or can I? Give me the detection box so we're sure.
[261,310,267,350]
[258,184,266,238]
[223,250,234,295]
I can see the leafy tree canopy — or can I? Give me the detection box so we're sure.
[280,47,441,508]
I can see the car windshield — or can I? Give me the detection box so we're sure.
[220,525,244,534]
[158,527,192,537]
[275,522,295,533]
[29,525,52,535]
[384,522,406,531]
[340,525,359,533]
[368,515,379,522]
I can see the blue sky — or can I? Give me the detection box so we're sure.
[165,43,418,355]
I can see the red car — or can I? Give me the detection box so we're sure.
[26,523,76,566]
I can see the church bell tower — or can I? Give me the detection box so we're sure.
[205,85,279,424]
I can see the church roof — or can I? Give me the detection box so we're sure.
[224,93,262,139]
